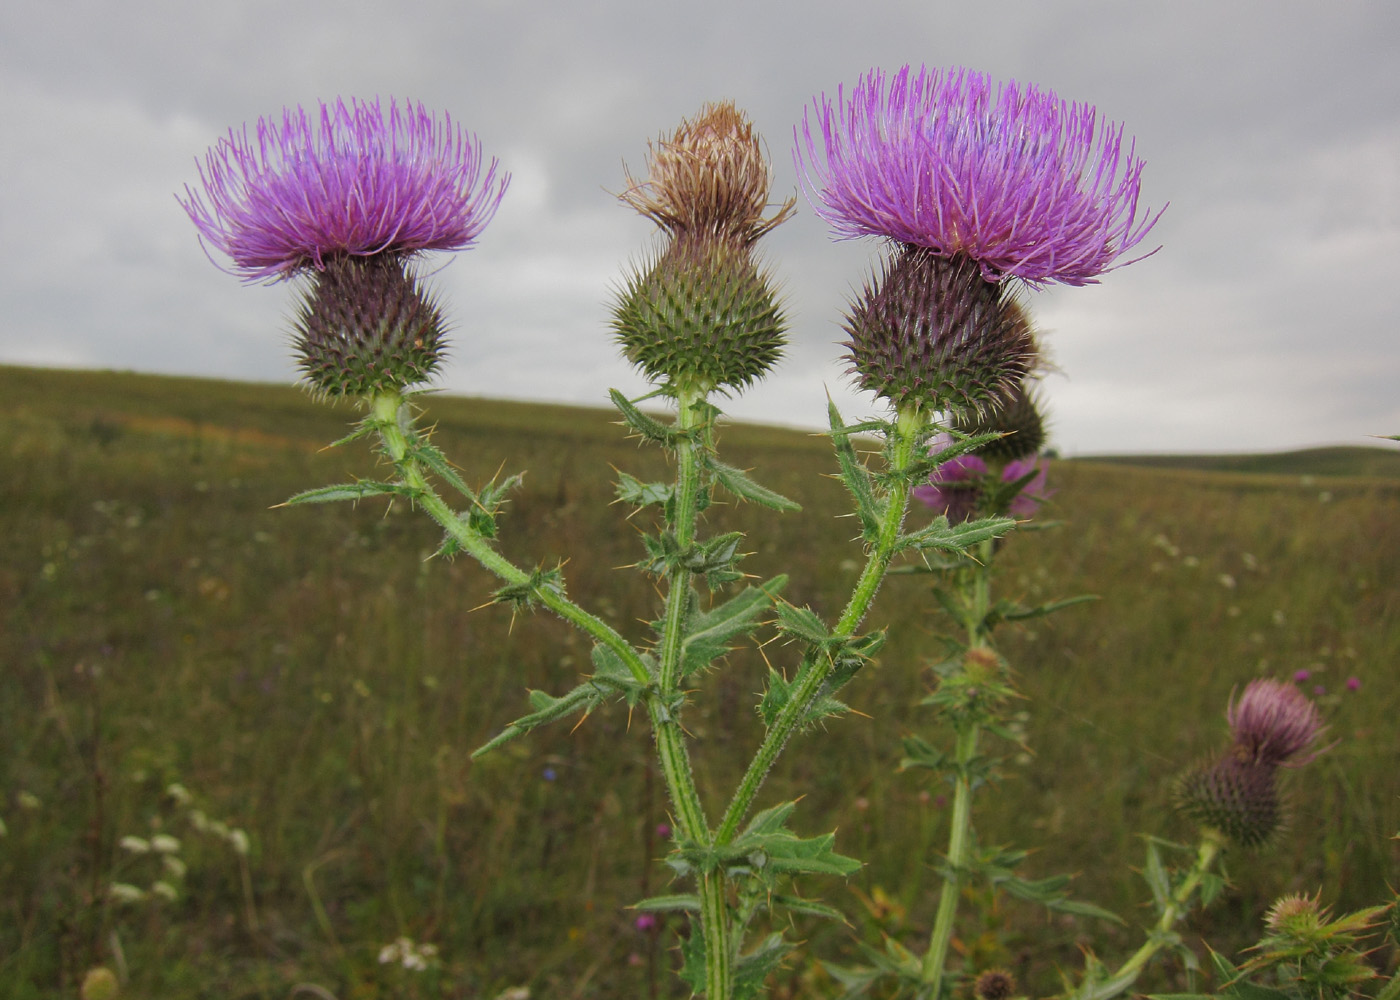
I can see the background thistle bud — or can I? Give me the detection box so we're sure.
[1175,679,1326,848]
[620,101,795,246]
[612,237,785,393]
[953,376,1048,463]
[1175,753,1282,848]
[292,255,448,397]
[974,969,1017,1000]
[841,247,1035,413]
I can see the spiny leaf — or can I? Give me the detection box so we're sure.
[681,576,787,677]
[283,481,413,506]
[707,457,801,512]
[471,682,604,757]
[610,388,677,445]
[897,512,1016,554]
[616,471,673,509]
[409,439,479,502]
[828,399,883,539]
[774,602,831,645]
[633,893,699,912]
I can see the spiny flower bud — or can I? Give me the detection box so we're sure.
[953,376,1048,464]
[612,237,785,393]
[293,255,447,397]
[621,101,795,246]
[974,969,1017,1000]
[1176,752,1281,848]
[1265,892,1324,937]
[841,247,1035,413]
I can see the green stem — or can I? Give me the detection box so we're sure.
[367,393,651,687]
[920,539,994,993]
[920,724,979,992]
[649,384,730,999]
[373,389,723,993]
[1082,830,1225,1000]
[716,405,928,846]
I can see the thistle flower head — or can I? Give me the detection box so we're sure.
[612,238,785,393]
[974,969,1017,1000]
[798,65,1162,286]
[1176,679,1326,847]
[1175,752,1282,848]
[621,101,795,246]
[181,97,509,281]
[613,103,790,392]
[293,255,448,397]
[1265,892,1325,937]
[842,248,1036,412]
[1228,678,1326,768]
[913,434,1050,522]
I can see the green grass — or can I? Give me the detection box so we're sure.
[2,365,1397,998]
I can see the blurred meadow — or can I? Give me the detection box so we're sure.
[2,364,1397,998]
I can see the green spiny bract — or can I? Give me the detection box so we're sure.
[953,376,1047,464]
[292,255,447,398]
[841,247,1035,414]
[1175,752,1282,848]
[612,237,785,393]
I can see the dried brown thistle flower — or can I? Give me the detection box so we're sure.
[620,101,795,246]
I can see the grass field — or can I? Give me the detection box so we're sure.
[2,364,1397,999]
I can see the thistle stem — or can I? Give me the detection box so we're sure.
[649,383,731,1000]
[716,405,928,846]
[1082,830,1225,1000]
[920,538,994,994]
[366,393,652,687]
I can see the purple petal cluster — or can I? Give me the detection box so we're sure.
[797,66,1162,286]
[1227,678,1325,768]
[913,437,1049,521]
[181,98,509,281]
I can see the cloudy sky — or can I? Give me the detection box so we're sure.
[3,0,1397,454]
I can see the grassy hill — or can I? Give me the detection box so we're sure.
[1082,445,1400,479]
[3,365,1397,998]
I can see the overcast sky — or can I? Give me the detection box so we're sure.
[2,1,1397,454]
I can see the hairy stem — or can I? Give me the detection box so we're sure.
[921,538,994,993]
[1082,831,1225,1000]
[716,405,928,845]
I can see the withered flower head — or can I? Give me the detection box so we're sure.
[621,101,795,246]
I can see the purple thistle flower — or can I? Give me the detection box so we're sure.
[913,436,1050,521]
[181,97,509,282]
[1227,678,1325,768]
[797,66,1163,286]
[1346,676,1361,692]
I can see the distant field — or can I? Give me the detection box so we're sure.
[3,365,1396,998]
[1082,446,1400,479]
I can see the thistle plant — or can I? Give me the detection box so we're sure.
[181,69,1165,998]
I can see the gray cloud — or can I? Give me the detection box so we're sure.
[2,0,1397,453]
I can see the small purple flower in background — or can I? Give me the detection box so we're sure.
[797,65,1162,287]
[541,767,558,782]
[180,97,509,282]
[1346,676,1361,692]
[635,913,658,932]
[1293,669,1311,683]
[1228,678,1325,768]
[1313,684,1327,697]
[654,822,671,839]
[914,436,1050,522]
